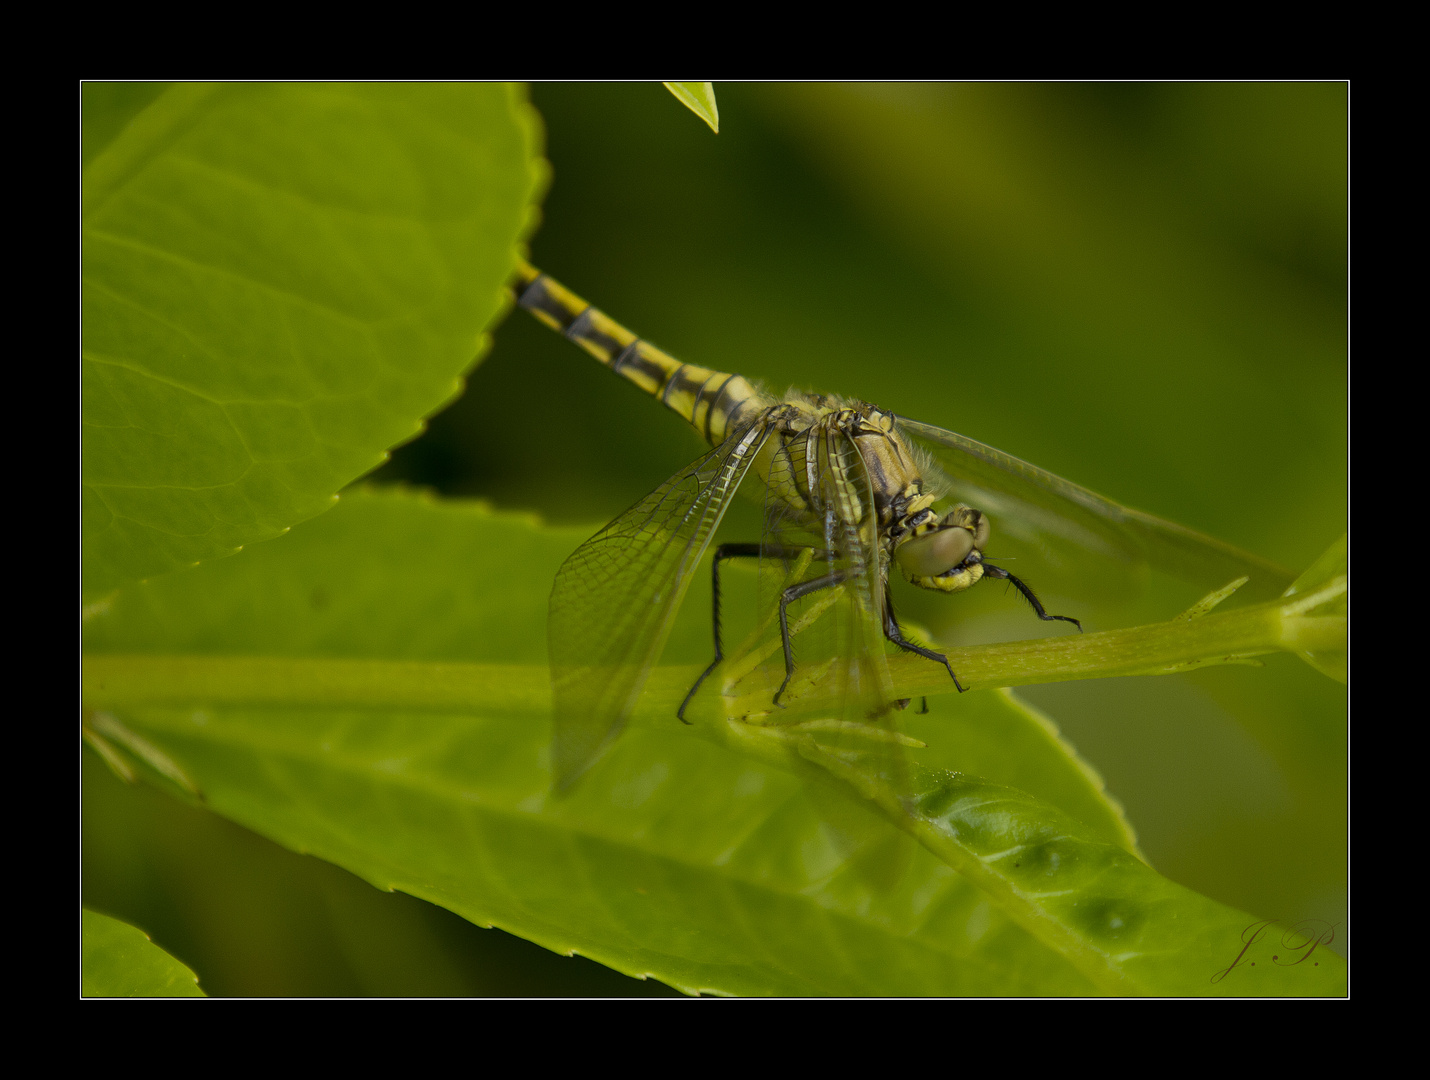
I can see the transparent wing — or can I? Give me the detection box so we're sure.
[896,417,1294,602]
[548,418,773,791]
[810,420,900,722]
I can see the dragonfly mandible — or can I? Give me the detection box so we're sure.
[513,262,1293,790]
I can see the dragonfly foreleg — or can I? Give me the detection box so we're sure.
[774,568,858,705]
[677,542,835,722]
[882,583,965,693]
[982,564,1083,631]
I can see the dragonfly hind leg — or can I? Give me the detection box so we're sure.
[677,542,763,723]
[678,543,840,720]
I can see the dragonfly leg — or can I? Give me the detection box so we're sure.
[892,697,929,712]
[774,569,856,705]
[883,584,965,693]
[678,543,836,721]
[678,543,763,723]
[982,565,1082,631]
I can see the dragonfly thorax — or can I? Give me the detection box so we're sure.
[753,398,920,525]
[758,396,995,596]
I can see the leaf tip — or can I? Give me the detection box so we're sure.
[662,82,719,133]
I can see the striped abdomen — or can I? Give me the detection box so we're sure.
[514,262,769,448]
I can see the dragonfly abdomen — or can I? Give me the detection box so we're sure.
[515,261,768,446]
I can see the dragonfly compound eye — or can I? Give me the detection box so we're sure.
[895,522,977,578]
[941,505,991,550]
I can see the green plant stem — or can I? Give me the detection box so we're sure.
[81,593,1342,714]
[82,656,545,712]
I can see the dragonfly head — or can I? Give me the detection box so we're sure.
[894,505,991,593]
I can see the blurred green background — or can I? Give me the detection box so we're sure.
[84,82,1347,994]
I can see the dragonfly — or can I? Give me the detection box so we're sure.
[514,262,1294,790]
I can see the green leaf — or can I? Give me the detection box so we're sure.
[662,83,719,133]
[83,490,1344,996]
[82,83,545,595]
[709,714,1342,995]
[82,909,205,997]
[81,82,170,166]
